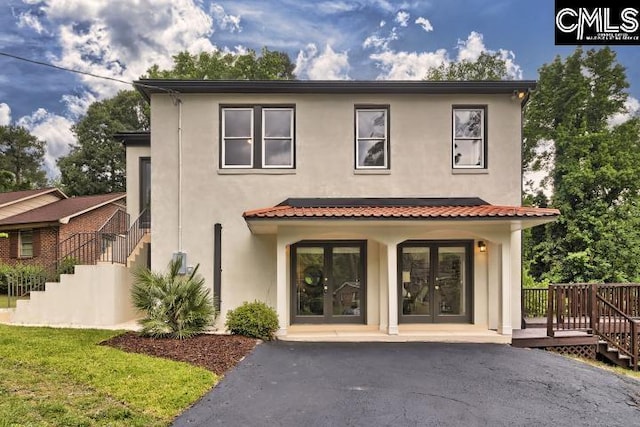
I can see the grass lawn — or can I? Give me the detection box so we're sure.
[0,324,217,426]
[0,294,17,309]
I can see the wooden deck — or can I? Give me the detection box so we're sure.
[512,328,597,348]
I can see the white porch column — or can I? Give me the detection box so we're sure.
[510,227,522,330]
[499,237,512,335]
[276,236,288,336]
[387,242,399,335]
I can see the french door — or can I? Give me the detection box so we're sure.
[291,241,366,324]
[398,241,473,323]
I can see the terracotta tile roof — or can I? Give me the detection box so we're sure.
[0,187,65,207]
[244,203,560,220]
[0,193,126,226]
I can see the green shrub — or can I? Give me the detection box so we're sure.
[131,259,217,339]
[225,301,279,341]
[0,263,47,294]
[57,256,78,276]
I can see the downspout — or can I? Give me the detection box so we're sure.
[176,98,183,252]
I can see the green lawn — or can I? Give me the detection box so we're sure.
[0,325,217,426]
[0,294,16,309]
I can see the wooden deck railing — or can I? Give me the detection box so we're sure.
[594,293,639,370]
[539,283,640,369]
[547,284,592,336]
[522,287,548,317]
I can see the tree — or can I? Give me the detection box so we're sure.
[425,52,510,81]
[524,47,640,283]
[144,47,295,80]
[57,90,149,196]
[0,125,47,190]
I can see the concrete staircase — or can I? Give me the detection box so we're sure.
[9,239,149,328]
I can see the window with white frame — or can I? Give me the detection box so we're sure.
[452,107,486,169]
[356,107,389,169]
[221,106,294,169]
[19,230,33,258]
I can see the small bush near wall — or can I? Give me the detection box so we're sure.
[225,301,279,341]
[0,263,46,294]
[131,259,217,339]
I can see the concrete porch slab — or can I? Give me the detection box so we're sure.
[280,324,511,344]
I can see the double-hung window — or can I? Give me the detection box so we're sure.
[452,106,486,169]
[355,106,389,169]
[221,106,295,169]
[19,230,33,258]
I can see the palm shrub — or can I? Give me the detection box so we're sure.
[225,301,279,341]
[131,259,217,339]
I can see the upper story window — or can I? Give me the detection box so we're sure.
[452,106,486,169]
[355,106,389,169]
[19,230,33,258]
[221,106,295,169]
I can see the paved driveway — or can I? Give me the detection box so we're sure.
[173,342,640,427]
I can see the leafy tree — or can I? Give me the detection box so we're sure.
[145,47,295,80]
[425,52,510,81]
[57,90,149,196]
[525,47,640,283]
[0,125,47,190]
[131,259,217,339]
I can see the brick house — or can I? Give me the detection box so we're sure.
[0,188,126,270]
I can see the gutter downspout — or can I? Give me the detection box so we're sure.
[176,97,183,252]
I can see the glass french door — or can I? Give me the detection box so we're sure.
[291,241,366,324]
[398,241,472,323]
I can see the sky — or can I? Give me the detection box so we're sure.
[0,0,639,179]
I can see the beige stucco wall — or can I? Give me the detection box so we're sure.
[146,92,525,331]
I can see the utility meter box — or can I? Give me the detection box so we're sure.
[172,251,187,275]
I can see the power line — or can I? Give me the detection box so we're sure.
[0,51,177,93]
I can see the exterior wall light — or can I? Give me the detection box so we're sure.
[478,241,487,252]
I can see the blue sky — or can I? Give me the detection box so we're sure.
[0,0,638,177]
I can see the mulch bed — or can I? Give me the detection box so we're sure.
[101,332,260,376]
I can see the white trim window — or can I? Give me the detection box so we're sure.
[356,108,388,169]
[262,108,294,168]
[453,107,486,169]
[221,106,294,169]
[222,108,254,168]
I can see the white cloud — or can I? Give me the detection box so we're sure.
[294,44,350,80]
[38,0,216,103]
[370,49,449,79]
[16,109,75,179]
[210,3,242,32]
[395,11,410,27]
[456,31,522,79]
[0,103,11,126]
[363,27,398,50]
[380,20,386,27]
[607,97,640,127]
[415,16,433,32]
[17,11,46,34]
[61,92,98,120]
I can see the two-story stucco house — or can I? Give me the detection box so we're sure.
[121,80,559,339]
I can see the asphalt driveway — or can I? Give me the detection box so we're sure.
[173,342,640,426]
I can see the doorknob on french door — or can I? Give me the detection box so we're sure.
[323,285,328,294]
[434,285,440,290]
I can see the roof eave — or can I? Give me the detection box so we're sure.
[59,195,126,224]
[134,79,538,101]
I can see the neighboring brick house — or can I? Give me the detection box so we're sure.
[0,189,126,270]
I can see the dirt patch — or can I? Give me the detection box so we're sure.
[101,332,260,376]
